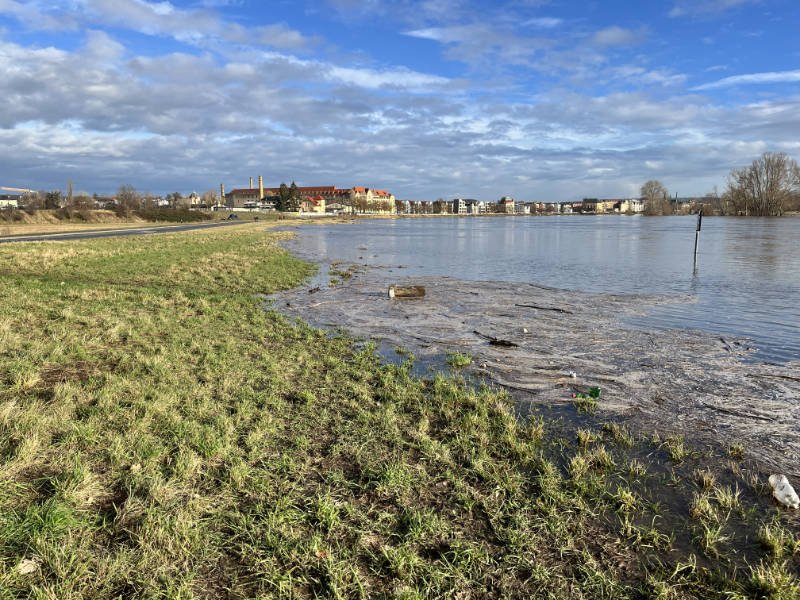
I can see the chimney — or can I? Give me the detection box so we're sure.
[249,176,253,189]
[220,183,225,207]
[259,175,263,201]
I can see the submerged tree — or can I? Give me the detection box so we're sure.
[640,180,671,215]
[723,152,800,216]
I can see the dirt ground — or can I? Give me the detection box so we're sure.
[273,237,800,480]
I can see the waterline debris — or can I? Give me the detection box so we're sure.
[473,330,519,347]
[515,303,573,314]
[17,557,41,575]
[388,285,425,298]
[768,474,800,509]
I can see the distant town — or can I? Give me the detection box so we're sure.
[1,176,719,217]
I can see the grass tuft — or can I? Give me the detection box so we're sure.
[444,351,472,368]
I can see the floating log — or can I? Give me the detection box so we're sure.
[473,330,519,347]
[388,285,425,299]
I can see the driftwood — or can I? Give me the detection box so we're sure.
[515,303,573,314]
[748,373,800,383]
[473,330,519,347]
[388,285,425,299]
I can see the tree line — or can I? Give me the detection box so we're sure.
[641,151,800,216]
[11,185,221,216]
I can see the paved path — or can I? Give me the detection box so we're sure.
[0,220,249,244]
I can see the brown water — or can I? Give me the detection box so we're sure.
[284,215,800,364]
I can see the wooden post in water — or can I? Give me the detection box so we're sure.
[693,208,703,267]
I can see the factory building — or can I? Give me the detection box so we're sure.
[223,177,395,213]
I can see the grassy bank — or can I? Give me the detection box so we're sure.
[0,210,347,237]
[0,225,797,599]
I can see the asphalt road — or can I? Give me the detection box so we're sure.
[0,220,250,244]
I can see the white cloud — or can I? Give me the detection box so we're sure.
[614,66,687,87]
[0,0,316,50]
[523,17,562,29]
[328,65,450,90]
[668,0,760,18]
[403,27,446,41]
[693,70,800,90]
[1,0,798,201]
[590,26,647,47]
[0,0,79,29]
[84,29,126,62]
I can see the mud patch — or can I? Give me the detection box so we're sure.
[272,235,800,480]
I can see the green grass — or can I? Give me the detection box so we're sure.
[0,225,797,598]
[444,351,472,368]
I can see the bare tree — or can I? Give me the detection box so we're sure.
[116,184,141,218]
[140,192,156,210]
[25,190,47,211]
[723,152,800,216]
[641,180,671,215]
[354,196,369,213]
[71,193,94,210]
[201,189,217,207]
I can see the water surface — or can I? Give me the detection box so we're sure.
[288,215,800,363]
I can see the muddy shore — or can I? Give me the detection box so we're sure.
[273,228,800,479]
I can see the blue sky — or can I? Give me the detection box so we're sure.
[1,0,799,201]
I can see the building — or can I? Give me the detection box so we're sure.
[583,198,644,213]
[498,196,515,213]
[225,179,396,213]
[349,187,396,213]
[581,198,617,213]
[615,198,644,213]
[300,195,326,214]
[466,199,487,214]
[226,188,262,209]
[0,194,19,208]
[452,198,486,215]
[263,186,347,204]
[452,197,468,214]
[227,175,267,209]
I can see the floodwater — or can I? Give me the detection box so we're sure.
[286,215,800,364]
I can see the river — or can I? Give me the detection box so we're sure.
[286,214,800,364]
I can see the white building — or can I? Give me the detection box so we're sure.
[452,197,468,214]
[0,195,19,208]
[498,196,515,213]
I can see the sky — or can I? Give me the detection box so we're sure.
[1,0,799,201]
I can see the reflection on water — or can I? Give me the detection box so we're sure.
[289,215,800,363]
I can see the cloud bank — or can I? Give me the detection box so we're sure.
[0,0,797,201]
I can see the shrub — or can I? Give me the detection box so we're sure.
[135,209,213,222]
